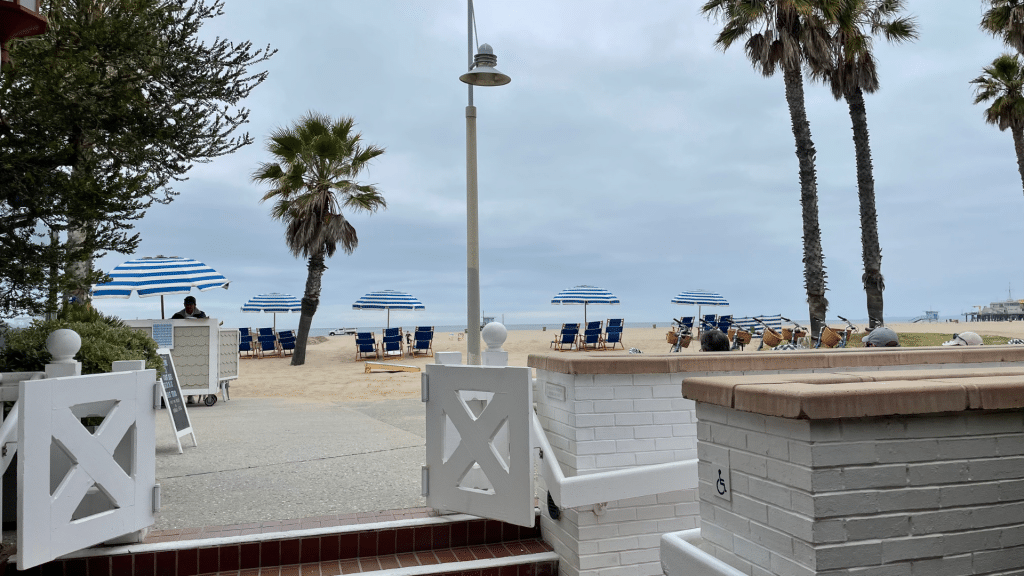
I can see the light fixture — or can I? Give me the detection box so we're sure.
[460,44,511,87]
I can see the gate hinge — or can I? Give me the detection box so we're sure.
[421,465,429,497]
[152,484,161,512]
[421,374,428,402]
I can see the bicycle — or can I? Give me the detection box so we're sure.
[815,316,858,349]
[720,318,752,351]
[752,317,782,350]
[778,316,811,349]
[669,317,694,353]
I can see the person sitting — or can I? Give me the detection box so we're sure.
[941,331,983,346]
[700,329,731,352]
[863,326,899,347]
[171,296,207,319]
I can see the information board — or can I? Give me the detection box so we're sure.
[152,323,174,349]
[156,349,197,453]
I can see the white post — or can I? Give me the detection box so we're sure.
[44,329,81,378]
[480,322,508,367]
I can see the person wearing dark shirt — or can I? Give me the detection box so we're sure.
[171,296,207,319]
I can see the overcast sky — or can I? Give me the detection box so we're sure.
[87,1,1022,331]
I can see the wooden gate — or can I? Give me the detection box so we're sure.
[422,364,534,527]
[17,370,157,570]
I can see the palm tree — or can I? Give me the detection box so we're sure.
[813,0,917,329]
[981,0,1024,53]
[252,112,386,366]
[972,54,1024,196]
[701,0,837,338]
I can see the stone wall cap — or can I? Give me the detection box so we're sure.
[686,367,1024,418]
[528,346,1024,375]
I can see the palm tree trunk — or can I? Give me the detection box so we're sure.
[846,87,885,329]
[782,64,828,339]
[1012,123,1024,196]
[291,252,326,366]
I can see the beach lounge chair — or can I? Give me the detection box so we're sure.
[411,327,434,357]
[278,330,296,356]
[716,315,734,333]
[580,321,604,351]
[383,327,404,355]
[256,334,278,358]
[551,323,579,351]
[258,327,274,338]
[355,332,379,360]
[604,320,624,350]
[239,327,251,339]
[580,330,604,351]
[238,336,255,358]
[382,332,403,359]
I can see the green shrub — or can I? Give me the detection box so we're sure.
[0,305,162,376]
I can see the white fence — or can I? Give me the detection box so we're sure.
[1,331,159,570]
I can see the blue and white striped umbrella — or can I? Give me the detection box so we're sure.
[92,256,230,318]
[352,290,425,328]
[551,285,620,326]
[671,290,729,307]
[241,293,302,332]
[671,289,728,331]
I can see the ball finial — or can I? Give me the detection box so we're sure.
[481,322,507,351]
[46,329,81,363]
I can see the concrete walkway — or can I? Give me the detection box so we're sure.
[154,396,427,530]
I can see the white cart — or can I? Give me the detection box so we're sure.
[126,318,238,405]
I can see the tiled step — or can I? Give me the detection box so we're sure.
[197,539,557,576]
[5,510,556,576]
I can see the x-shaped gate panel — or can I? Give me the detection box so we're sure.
[424,364,533,527]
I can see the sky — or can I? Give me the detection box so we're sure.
[84,1,1024,331]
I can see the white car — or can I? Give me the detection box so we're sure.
[329,328,357,336]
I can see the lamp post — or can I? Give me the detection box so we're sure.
[0,0,47,72]
[459,0,509,365]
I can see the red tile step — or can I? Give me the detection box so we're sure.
[4,512,557,576]
[196,539,556,576]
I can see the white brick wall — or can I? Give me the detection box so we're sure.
[696,403,1024,575]
[534,369,702,576]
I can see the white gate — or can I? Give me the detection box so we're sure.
[18,369,157,570]
[422,364,534,527]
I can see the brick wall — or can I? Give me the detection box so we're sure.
[533,369,701,576]
[696,403,1024,575]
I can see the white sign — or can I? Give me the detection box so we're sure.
[708,451,731,502]
[152,323,174,349]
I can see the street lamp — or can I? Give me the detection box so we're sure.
[0,0,47,71]
[459,0,509,366]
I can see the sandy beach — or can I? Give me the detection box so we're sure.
[229,321,1024,403]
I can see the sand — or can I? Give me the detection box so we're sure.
[228,321,1024,403]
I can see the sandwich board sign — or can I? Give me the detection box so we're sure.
[157,348,197,453]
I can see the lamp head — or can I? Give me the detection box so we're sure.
[460,44,511,87]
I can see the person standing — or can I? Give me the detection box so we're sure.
[171,295,207,319]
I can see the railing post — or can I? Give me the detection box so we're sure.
[43,329,81,378]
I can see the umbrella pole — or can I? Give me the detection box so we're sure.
[273,312,276,333]
[161,295,165,320]
[584,302,588,327]
[387,309,390,330]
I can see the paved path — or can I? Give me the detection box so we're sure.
[154,397,426,530]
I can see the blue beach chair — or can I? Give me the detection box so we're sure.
[604,320,624,350]
[382,332,403,358]
[411,327,434,357]
[580,321,604,351]
[355,332,378,360]
[551,323,579,351]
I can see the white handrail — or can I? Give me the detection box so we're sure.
[661,529,746,576]
[531,411,698,509]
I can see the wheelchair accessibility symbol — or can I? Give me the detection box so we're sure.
[716,470,728,496]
